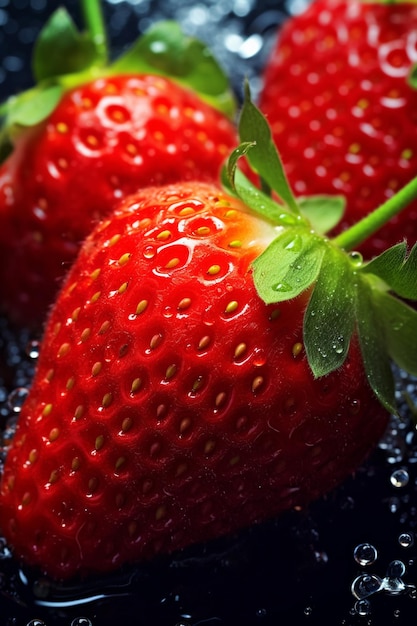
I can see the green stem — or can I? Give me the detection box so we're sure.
[80,0,108,66]
[332,176,417,252]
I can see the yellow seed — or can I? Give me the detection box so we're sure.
[135,299,148,315]
[130,378,142,394]
[108,234,121,247]
[126,143,137,156]
[252,376,264,393]
[196,226,211,236]
[178,297,191,310]
[215,392,227,408]
[234,342,247,359]
[224,209,237,219]
[207,264,221,276]
[28,449,38,464]
[74,405,84,421]
[401,148,413,160]
[49,427,60,442]
[90,291,101,303]
[225,300,238,314]
[98,320,111,334]
[95,435,104,451]
[118,281,128,294]
[48,469,59,484]
[45,368,54,382]
[71,457,81,471]
[66,377,75,391]
[349,143,361,154]
[292,342,303,358]
[42,403,53,417]
[121,416,133,433]
[178,206,195,216]
[58,343,70,358]
[179,417,191,434]
[156,230,171,241]
[21,492,32,506]
[229,240,242,248]
[56,122,68,133]
[80,328,91,342]
[88,477,98,494]
[86,134,99,147]
[198,335,210,350]
[155,505,167,521]
[118,253,131,266]
[165,364,177,380]
[204,439,216,455]
[102,392,113,408]
[115,456,126,471]
[192,377,203,392]
[91,362,103,377]
[165,257,180,269]
[71,307,81,321]
[149,334,162,350]
[90,268,101,280]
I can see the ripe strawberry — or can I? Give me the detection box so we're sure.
[0,7,237,328]
[1,95,416,582]
[258,0,417,259]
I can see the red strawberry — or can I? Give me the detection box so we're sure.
[0,8,237,328]
[1,95,415,582]
[258,0,417,259]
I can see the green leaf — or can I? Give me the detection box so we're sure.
[298,195,345,235]
[361,241,417,300]
[373,289,417,376]
[33,8,98,82]
[252,228,326,304]
[111,21,236,117]
[304,246,356,377]
[6,85,63,128]
[238,82,299,214]
[355,279,396,414]
[408,64,417,90]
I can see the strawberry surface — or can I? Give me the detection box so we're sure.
[0,181,388,581]
[0,73,237,327]
[258,0,417,259]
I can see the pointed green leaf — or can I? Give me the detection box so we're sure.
[111,21,236,117]
[408,64,417,90]
[33,8,97,82]
[298,195,345,235]
[355,279,396,414]
[238,82,299,214]
[304,246,355,377]
[361,241,417,300]
[252,228,326,304]
[373,289,417,376]
[7,86,63,128]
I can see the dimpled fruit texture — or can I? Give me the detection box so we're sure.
[0,181,388,580]
[259,0,417,259]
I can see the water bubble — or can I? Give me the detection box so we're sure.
[26,620,46,626]
[351,574,383,600]
[353,543,378,566]
[7,387,29,413]
[354,599,371,616]
[381,576,406,596]
[386,560,406,578]
[71,619,93,626]
[25,339,40,359]
[399,532,414,548]
[304,606,313,616]
[390,468,410,488]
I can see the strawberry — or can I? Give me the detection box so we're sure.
[0,3,237,328]
[258,0,417,259]
[0,92,416,581]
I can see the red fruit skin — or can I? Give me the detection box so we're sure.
[259,0,417,259]
[0,181,388,580]
[0,74,237,327]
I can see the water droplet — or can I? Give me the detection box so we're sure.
[351,574,383,599]
[143,245,156,259]
[354,599,371,616]
[386,560,406,578]
[71,619,93,626]
[390,468,409,488]
[273,282,292,293]
[304,606,313,616]
[349,251,363,266]
[399,533,414,548]
[25,339,40,359]
[284,235,302,251]
[354,543,378,566]
[26,621,46,626]
[381,576,406,596]
[7,387,29,413]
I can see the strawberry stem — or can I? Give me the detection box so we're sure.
[332,176,417,252]
[80,0,108,66]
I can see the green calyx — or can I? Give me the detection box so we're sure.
[223,83,417,415]
[0,0,236,162]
